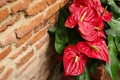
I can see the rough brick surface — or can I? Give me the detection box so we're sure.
[47,0,56,5]
[16,50,34,68]
[0,0,68,80]
[26,0,47,16]
[0,8,9,22]
[0,68,13,80]
[0,46,11,61]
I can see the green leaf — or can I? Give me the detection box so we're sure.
[104,35,120,80]
[75,67,90,80]
[108,18,120,34]
[55,8,69,54]
[107,0,120,18]
[108,18,120,51]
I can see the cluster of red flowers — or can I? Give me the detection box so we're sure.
[63,0,112,76]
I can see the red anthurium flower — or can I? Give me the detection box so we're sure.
[65,7,98,28]
[63,45,87,76]
[77,38,109,63]
[69,0,112,22]
[78,22,106,41]
[69,0,94,14]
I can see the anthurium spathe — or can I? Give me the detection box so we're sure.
[69,0,112,22]
[78,21,106,41]
[63,45,87,76]
[65,7,98,28]
[77,38,109,63]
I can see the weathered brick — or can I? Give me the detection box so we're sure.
[15,14,44,38]
[15,57,36,77]
[0,31,16,47]
[0,20,15,33]
[9,48,23,59]
[47,0,56,5]
[45,2,59,19]
[28,27,47,45]
[0,46,11,61]
[48,12,58,24]
[26,0,46,16]
[11,0,31,14]
[0,14,20,33]
[0,68,13,80]
[0,65,5,73]
[15,31,32,47]
[0,0,6,6]
[16,49,34,68]
[36,34,49,50]
[59,0,69,8]
[0,8,9,22]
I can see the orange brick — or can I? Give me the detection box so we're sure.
[0,25,8,33]
[15,14,44,38]
[47,0,56,5]
[28,27,47,45]
[15,57,36,77]
[26,0,46,16]
[11,0,31,14]
[0,46,11,61]
[0,65,5,73]
[0,0,6,6]
[15,31,32,47]
[0,8,9,22]
[9,48,23,59]
[48,12,58,24]
[36,34,49,50]
[0,31,16,47]
[59,0,69,8]
[0,68,13,80]
[16,50,34,68]
[0,19,15,33]
[45,2,59,19]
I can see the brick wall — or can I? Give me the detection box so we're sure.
[0,0,68,80]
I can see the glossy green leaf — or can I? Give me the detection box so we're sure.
[104,35,120,80]
[75,67,90,80]
[55,8,69,54]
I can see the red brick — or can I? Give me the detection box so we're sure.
[0,65,5,73]
[11,0,31,14]
[0,46,11,61]
[0,31,16,47]
[45,2,59,19]
[47,0,56,5]
[9,48,23,59]
[28,27,47,45]
[0,8,9,22]
[15,31,32,47]
[16,50,34,68]
[0,68,13,80]
[15,57,36,77]
[15,14,44,38]
[26,0,46,16]
[36,34,49,50]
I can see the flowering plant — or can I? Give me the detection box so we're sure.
[48,0,120,80]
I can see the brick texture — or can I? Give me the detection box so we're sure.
[0,0,68,80]
[0,8,9,22]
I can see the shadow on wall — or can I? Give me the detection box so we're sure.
[38,39,63,80]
